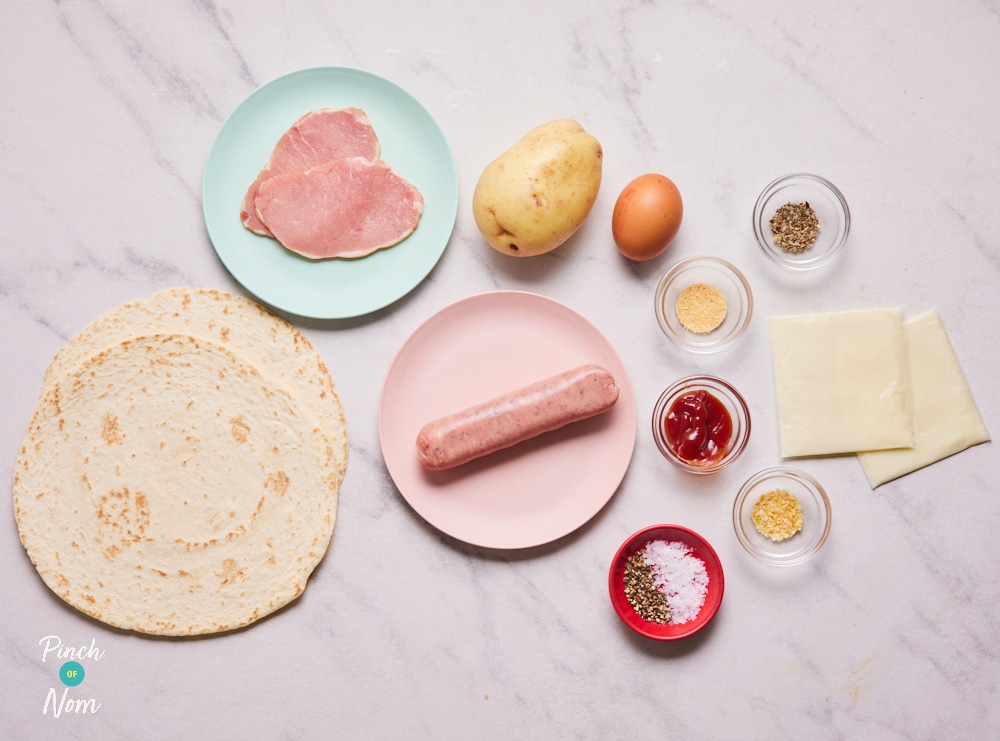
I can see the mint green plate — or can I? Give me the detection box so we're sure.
[202,67,458,319]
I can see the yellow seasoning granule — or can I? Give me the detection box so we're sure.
[751,489,803,542]
[675,283,727,334]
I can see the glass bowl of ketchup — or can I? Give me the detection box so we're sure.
[652,375,751,474]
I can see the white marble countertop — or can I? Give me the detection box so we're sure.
[3,1,999,738]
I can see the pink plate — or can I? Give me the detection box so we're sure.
[608,525,724,640]
[378,291,636,549]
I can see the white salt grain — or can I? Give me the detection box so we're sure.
[642,539,709,624]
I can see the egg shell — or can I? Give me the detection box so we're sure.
[612,174,683,261]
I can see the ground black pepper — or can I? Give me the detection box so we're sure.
[623,551,671,624]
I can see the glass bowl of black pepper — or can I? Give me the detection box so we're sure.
[752,173,850,270]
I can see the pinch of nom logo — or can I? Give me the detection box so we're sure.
[39,635,104,718]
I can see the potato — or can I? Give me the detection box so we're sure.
[472,119,603,257]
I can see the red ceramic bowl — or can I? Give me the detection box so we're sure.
[608,524,724,640]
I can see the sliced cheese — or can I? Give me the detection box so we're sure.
[857,310,990,487]
[770,307,914,457]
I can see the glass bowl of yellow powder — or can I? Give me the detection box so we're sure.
[654,256,753,354]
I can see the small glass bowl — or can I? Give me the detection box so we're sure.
[652,375,751,475]
[654,256,753,353]
[752,173,850,270]
[608,524,724,641]
[733,467,831,566]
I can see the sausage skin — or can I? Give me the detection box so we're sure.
[416,364,619,470]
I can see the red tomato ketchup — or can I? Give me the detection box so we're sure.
[664,390,732,463]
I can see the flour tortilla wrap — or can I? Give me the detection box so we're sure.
[14,291,347,636]
[40,287,347,487]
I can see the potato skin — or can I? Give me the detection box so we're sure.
[472,120,603,257]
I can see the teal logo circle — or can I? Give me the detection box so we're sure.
[60,661,85,687]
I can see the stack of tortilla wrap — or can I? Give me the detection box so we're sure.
[13,288,348,636]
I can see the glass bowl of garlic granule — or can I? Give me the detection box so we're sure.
[752,173,850,270]
[733,467,831,566]
[654,256,753,354]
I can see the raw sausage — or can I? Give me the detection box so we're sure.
[416,364,619,470]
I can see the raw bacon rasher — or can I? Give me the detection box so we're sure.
[255,157,424,260]
[240,107,381,237]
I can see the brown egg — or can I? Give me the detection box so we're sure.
[612,174,683,261]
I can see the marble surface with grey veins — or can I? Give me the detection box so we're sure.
[2,1,999,738]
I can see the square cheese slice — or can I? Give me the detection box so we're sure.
[770,307,914,457]
[857,310,990,487]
